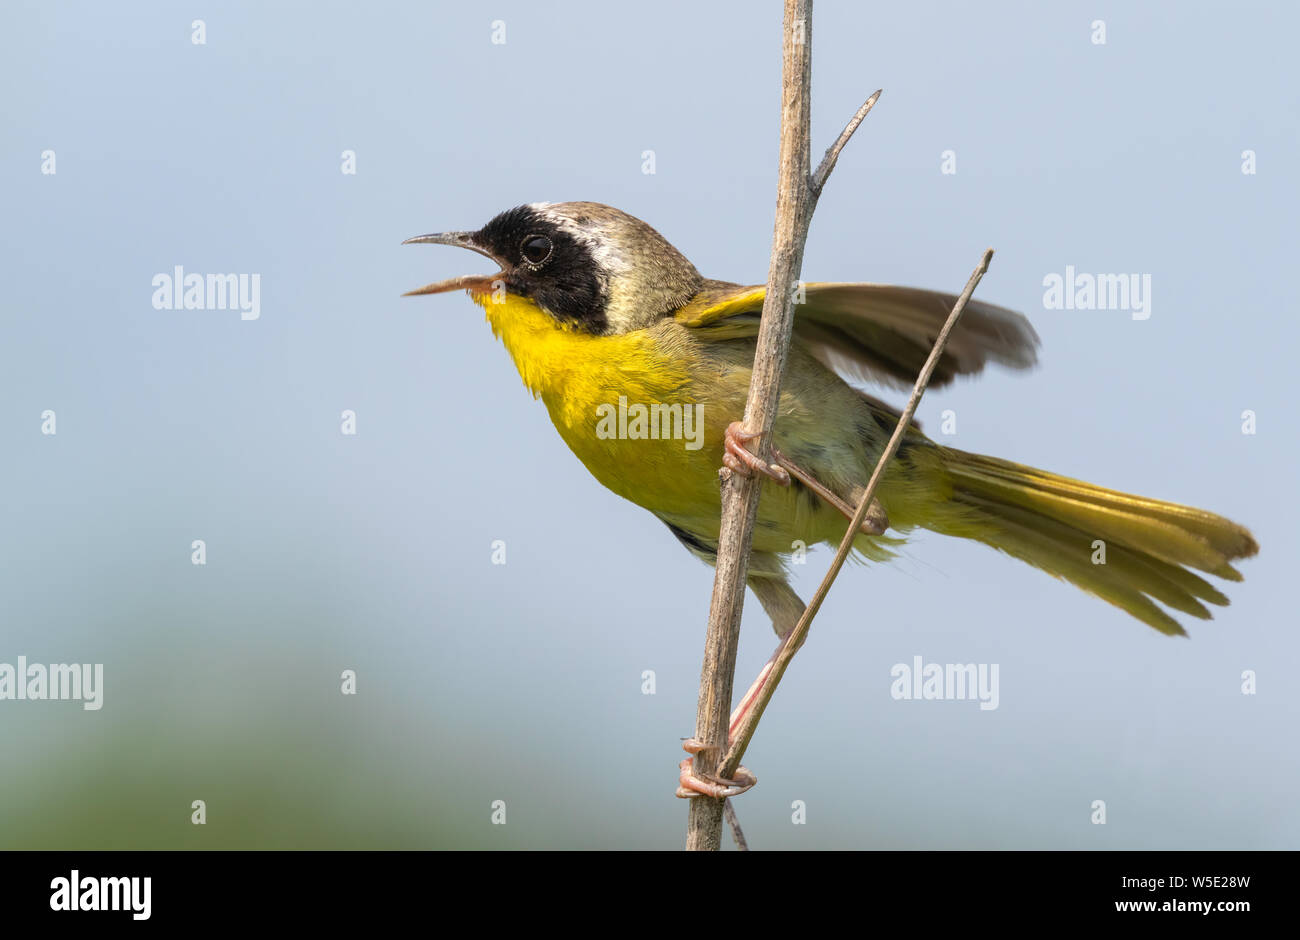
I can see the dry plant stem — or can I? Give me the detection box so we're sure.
[685,0,815,852]
[718,248,996,781]
[685,0,881,851]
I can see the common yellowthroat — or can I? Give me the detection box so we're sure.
[404,202,1258,794]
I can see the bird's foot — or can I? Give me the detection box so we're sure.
[722,422,790,484]
[675,738,758,799]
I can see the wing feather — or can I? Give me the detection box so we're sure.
[675,281,1039,389]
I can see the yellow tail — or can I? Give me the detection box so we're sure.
[921,447,1259,635]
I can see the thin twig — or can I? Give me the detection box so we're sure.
[723,801,749,851]
[719,249,996,779]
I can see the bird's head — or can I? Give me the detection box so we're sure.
[403,201,702,334]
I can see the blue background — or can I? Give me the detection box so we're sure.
[1,1,1295,848]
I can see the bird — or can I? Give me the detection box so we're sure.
[403,201,1258,798]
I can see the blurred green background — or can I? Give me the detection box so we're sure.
[2,0,1296,849]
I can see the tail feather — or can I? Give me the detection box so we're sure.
[925,448,1258,635]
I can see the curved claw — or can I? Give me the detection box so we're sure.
[723,421,790,485]
[676,758,758,799]
[675,738,758,799]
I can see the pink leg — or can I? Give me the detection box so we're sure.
[675,631,794,800]
[772,445,888,536]
[675,501,811,802]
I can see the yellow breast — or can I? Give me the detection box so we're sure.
[474,292,724,513]
[472,290,840,555]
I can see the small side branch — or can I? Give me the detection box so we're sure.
[811,89,881,198]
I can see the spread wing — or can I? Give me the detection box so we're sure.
[674,280,1039,389]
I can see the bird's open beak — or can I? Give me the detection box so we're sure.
[402,231,506,297]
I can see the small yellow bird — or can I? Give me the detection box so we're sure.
[404,201,1257,796]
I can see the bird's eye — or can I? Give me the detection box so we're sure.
[520,234,553,268]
